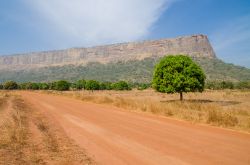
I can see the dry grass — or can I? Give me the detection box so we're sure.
[45,89,250,133]
[0,91,94,165]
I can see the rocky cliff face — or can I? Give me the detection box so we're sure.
[0,34,216,70]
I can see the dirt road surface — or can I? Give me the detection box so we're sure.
[20,91,250,165]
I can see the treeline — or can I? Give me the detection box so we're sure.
[0,80,249,91]
[0,80,151,91]
[205,81,250,90]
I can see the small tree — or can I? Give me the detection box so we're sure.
[152,55,205,101]
[102,82,113,90]
[39,83,50,90]
[54,80,70,91]
[3,81,18,90]
[75,79,86,90]
[85,80,100,91]
[0,84,3,90]
[111,81,130,90]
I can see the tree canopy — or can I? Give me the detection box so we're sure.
[3,81,18,90]
[54,80,70,91]
[152,55,206,100]
[85,80,100,91]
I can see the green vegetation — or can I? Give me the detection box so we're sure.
[153,55,205,100]
[54,80,71,91]
[85,80,100,91]
[0,79,134,91]
[3,81,18,90]
[0,57,249,84]
[111,81,131,90]
[0,56,249,92]
[205,81,250,90]
[75,79,86,90]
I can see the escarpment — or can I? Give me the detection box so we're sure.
[0,34,216,70]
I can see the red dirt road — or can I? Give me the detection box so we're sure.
[20,92,250,165]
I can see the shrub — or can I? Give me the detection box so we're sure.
[111,81,130,90]
[3,81,18,90]
[137,83,150,90]
[39,83,50,90]
[48,82,57,90]
[236,81,250,89]
[54,80,70,91]
[220,81,234,89]
[75,79,86,90]
[85,80,100,91]
[0,84,3,90]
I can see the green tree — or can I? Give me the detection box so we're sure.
[220,81,234,89]
[39,83,50,90]
[85,80,100,91]
[54,80,70,91]
[236,81,250,89]
[3,81,18,90]
[152,55,205,101]
[0,84,3,90]
[111,81,130,90]
[99,82,107,90]
[75,79,86,90]
[48,82,57,90]
[24,82,39,90]
[31,83,39,90]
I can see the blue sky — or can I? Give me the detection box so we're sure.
[0,0,250,67]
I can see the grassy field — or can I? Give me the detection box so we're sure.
[45,89,250,133]
[0,91,93,165]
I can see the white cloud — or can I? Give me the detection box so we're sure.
[24,0,173,47]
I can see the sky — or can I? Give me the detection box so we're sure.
[0,0,250,67]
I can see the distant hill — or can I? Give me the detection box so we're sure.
[0,57,249,83]
[0,34,249,83]
[0,34,215,70]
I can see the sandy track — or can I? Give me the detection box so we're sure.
[20,91,250,165]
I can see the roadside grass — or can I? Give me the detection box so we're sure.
[0,91,94,165]
[0,96,30,164]
[45,89,250,132]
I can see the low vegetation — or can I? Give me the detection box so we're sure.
[0,79,132,91]
[0,79,249,92]
[46,89,250,133]
[0,57,249,83]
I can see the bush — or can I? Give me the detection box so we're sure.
[0,84,3,90]
[220,81,234,89]
[137,83,150,90]
[236,81,250,89]
[48,82,57,90]
[53,80,70,91]
[28,82,39,90]
[3,81,18,90]
[75,79,86,90]
[99,82,112,90]
[85,80,100,91]
[111,81,130,90]
[205,81,250,90]
[39,83,50,90]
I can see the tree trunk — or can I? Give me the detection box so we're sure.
[180,92,183,101]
